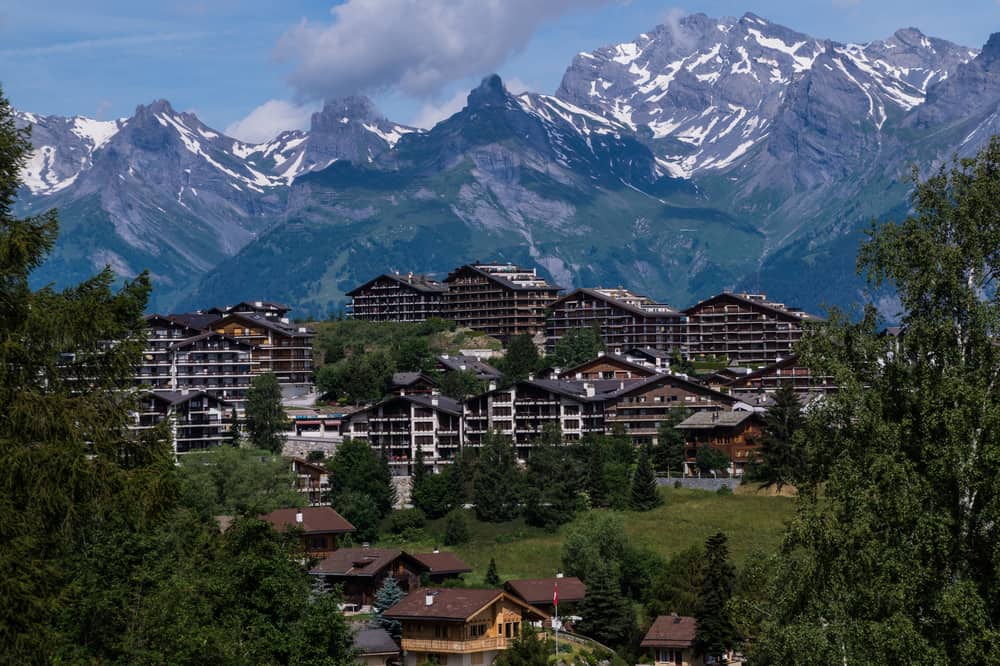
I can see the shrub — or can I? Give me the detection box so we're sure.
[443,510,470,546]
[716,485,733,496]
[385,508,426,534]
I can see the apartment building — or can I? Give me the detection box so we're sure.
[213,312,315,397]
[604,373,737,446]
[546,288,688,355]
[131,390,225,454]
[463,379,613,455]
[722,353,834,395]
[675,410,765,477]
[684,292,820,366]
[340,392,463,475]
[444,263,561,339]
[347,273,449,322]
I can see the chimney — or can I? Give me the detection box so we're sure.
[597,351,605,357]
[295,510,303,524]
[527,373,534,381]
[433,547,440,554]
[553,367,561,376]
[425,591,436,606]
[583,382,595,397]
[488,381,497,391]
[556,572,564,579]
[431,395,439,407]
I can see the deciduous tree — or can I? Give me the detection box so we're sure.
[246,372,286,454]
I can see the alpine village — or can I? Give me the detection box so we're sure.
[3,4,1000,666]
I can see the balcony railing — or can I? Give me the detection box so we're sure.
[401,637,508,653]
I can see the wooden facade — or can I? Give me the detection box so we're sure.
[557,353,659,381]
[385,590,549,666]
[444,263,560,340]
[546,288,687,355]
[604,374,737,446]
[684,292,819,366]
[675,410,765,476]
[213,313,314,396]
[348,273,449,322]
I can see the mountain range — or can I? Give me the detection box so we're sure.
[14,12,1000,317]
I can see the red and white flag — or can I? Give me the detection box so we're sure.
[553,580,559,608]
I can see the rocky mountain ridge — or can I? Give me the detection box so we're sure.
[13,13,1000,316]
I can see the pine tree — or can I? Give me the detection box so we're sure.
[654,409,689,476]
[245,372,286,454]
[524,423,579,529]
[443,509,470,545]
[498,334,540,384]
[328,438,397,519]
[756,384,804,490]
[629,445,662,511]
[485,557,501,587]
[694,532,738,663]
[575,561,635,649]
[372,576,404,638]
[410,441,427,506]
[473,431,521,522]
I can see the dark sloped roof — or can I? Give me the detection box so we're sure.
[626,347,673,359]
[505,577,586,605]
[558,353,659,379]
[444,264,560,292]
[142,390,219,408]
[609,371,736,404]
[347,273,449,297]
[215,312,315,337]
[641,615,697,648]
[353,627,400,655]
[227,300,292,313]
[437,355,502,379]
[405,393,463,416]
[310,548,406,576]
[551,288,679,318]
[261,507,355,535]
[683,291,822,321]
[675,410,759,429]
[392,372,438,388]
[410,552,472,575]
[384,589,503,621]
[167,330,255,352]
[166,312,224,330]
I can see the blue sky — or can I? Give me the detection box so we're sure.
[2,0,999,142]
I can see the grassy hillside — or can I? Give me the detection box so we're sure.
[378,486,795,585]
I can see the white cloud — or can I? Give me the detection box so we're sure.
[224,99,317,143]
[409,89,469,130]
[276,0,616,102]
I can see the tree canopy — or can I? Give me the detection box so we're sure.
[245,372,286,454]
[752,141,1000,663]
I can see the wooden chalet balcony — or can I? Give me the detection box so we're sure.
[401,637,508,653]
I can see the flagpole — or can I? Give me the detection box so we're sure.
[554,579,559,662]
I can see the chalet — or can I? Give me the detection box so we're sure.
[546,288,687,355]
[260,506,356,559]
[504,576,586,616]
[722,353,833,395]
[391,372,439,396]
[348,273,449,322]
[131,390,225,454]
[310,548,427,606]
[604,373,736,446]
[684,292,821,366]
[410,550,473,584]
[557,352,660,381]
[353,627,401,666]
[675,410,765,477]
[213,312,315,397]
[444,263,561,340]
[290,457,329,506]
[384,589,549,666]
[436,354,502,382]
[641,614,703,666]
[340,393,463,475]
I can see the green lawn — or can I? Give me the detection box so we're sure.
[377,487,795,586]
